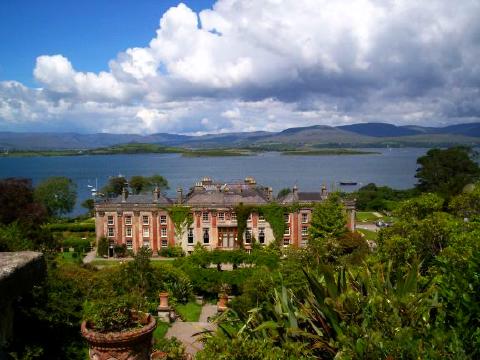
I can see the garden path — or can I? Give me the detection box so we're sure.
[166,304,217,356]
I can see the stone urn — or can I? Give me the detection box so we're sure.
[81,312,156,360]
[157,292,171,322]
[217,293,228,312]
[158,292,169,310]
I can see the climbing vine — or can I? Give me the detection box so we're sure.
[258,203,286,245]
[167,205,193,237]
[234,203,256,247]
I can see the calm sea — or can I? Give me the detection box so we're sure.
[0,148,428,216]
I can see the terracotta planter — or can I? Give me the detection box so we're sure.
[158,292,169,310]
[81,313,156,360]
[217,293,228,312]
[150,351,168,359]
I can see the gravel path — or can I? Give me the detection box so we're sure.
[166,304,217,356]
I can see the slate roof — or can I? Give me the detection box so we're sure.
[96,193,172,207]
[185,184,270,206]
[278,189,328,204]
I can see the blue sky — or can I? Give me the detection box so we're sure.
[0,0,214,86]
[0,0,479,134]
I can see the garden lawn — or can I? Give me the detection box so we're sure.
[356,211,381,222]
[357,228,378,241]
[153,321,170,341]
[175,302,202,322]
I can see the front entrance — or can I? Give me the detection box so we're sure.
[218,227,237,249]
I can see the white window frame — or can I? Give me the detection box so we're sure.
[302,226,308,236]
[161,239,168,247]
[161,227,167,238]
[142,226,150,238]
[283,238,290,246]
[107,216,114,225]
[284,214,290,223]
[231,212,237,221]
[126,239,133,250]
[245,228,252,244]
[160,215,167,225]
[284,226,290,236]
[258,214,265,222]
[218,212,225,221]
[203,228,210,244]
[188,228,194,244]
[124,215,132,225]
[143,240,150,248]
[142,215,149,225]
[301,213,308,223]
[202,212,209,222]
[258,227,265,244]
[125,226,132,237]
[107,227,115,237]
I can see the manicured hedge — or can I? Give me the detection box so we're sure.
[47,223,95,232]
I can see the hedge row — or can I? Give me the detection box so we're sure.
[47,223,95,232]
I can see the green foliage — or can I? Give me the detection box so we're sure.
[415,146,480,200]
[353,183,417,211]
[83,296,141,333]
[234,203,254,245]
[449,183,480,219]
[167,205,192,237]
[97,236,109,257]
[153,336,186,360]
[129,174,169,194]
[34,176,77,217]
[0,221,33,251]
[394,192,444,220]
[81,198,94,216]
[277,187,292,198]
[114,243,127,257]
[62,237,91,253]
[158,244,185,257]
[46,222,95,232]
[259,203,286,244]
[308,195,347,241]
[101,176,128,196]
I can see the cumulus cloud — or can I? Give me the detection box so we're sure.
[1,0,480,133]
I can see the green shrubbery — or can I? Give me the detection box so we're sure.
[47,222,95,232]
[158,244,185,257]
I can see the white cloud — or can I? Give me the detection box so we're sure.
[1,0,479,133]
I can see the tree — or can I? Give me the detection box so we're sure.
[34,177,77,217]
[81,198,95,216]
[308,195,347,241]
[129,176,149,194]
[0,178,47,226]
[129,174,169,194]
[101,176,128,196]
[277,188,291,198]
[415,147,480,200]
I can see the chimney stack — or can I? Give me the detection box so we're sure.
[177,187,183,204]
[153,187,160,202]
[292,185,298,196]
[267,187,273,201]
[121,187,128,203]
[320,184,328,200]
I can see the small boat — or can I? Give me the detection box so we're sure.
[340,181,358,186]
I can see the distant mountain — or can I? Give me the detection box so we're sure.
[0,122,479,150]
[338,123,422,137]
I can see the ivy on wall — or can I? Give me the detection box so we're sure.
[167,205,193,237]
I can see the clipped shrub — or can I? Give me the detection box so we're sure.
[114,244,127,258]
[158,245,185,258]
[97,237,109,257]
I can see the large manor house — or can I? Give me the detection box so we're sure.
[95,177,356,255]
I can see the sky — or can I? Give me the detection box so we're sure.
[0,0,479,135]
